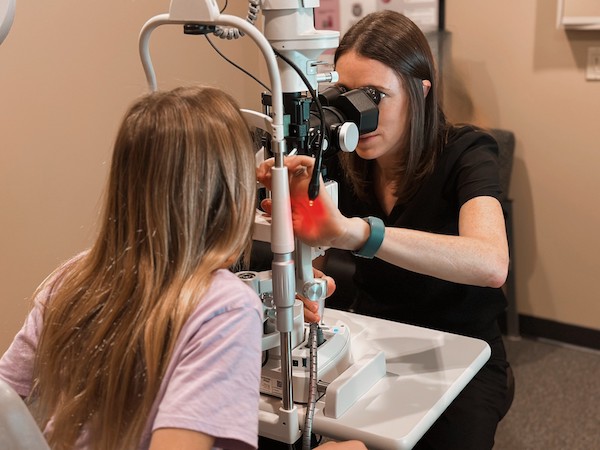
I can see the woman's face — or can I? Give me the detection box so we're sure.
[335,50,409,164]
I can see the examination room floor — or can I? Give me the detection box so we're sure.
[493,336,600,449]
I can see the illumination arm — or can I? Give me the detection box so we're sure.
[0,0,16,46]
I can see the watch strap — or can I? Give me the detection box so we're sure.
[352,216,385,259]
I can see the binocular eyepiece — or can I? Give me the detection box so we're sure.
[309,85,382,155]
[262,85,382,158]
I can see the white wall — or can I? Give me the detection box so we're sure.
[0,1,263,352]
[444,0,600,330]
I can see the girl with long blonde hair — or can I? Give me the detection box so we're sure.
[0,85,263,450]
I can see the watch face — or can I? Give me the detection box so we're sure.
[0,0,16,46]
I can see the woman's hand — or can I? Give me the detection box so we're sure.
[299,267,336,323]
[256,155,351,249]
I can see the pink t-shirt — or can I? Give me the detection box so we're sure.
[0,266,263,450]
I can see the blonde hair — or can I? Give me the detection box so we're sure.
[31,86,256,449]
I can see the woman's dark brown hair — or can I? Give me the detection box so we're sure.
[335,10,448,203]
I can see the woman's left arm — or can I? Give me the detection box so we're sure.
[257,155,509,288]
[376,196,509,288]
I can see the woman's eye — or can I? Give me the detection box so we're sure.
[362,86,386,105]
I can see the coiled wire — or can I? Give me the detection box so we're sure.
[303,322,319,450]
[214,0,261,40]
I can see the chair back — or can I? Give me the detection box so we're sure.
[489,128,516,203]
[0,379,50,450]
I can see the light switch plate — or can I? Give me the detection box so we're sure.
[586,47,600,81]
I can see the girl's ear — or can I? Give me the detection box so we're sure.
[422,80,432,98]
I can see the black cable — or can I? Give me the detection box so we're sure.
[219,0,228,14]
[271,48,327,201]
[204,35,271,92]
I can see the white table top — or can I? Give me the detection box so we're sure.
[259,308,490,449]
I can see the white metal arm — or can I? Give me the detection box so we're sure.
[0,0,16,45]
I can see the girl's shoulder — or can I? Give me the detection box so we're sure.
[192,269,263,319]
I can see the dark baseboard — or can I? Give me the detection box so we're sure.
[501,314,600,351]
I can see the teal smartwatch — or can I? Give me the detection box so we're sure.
[352,216,385,259]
